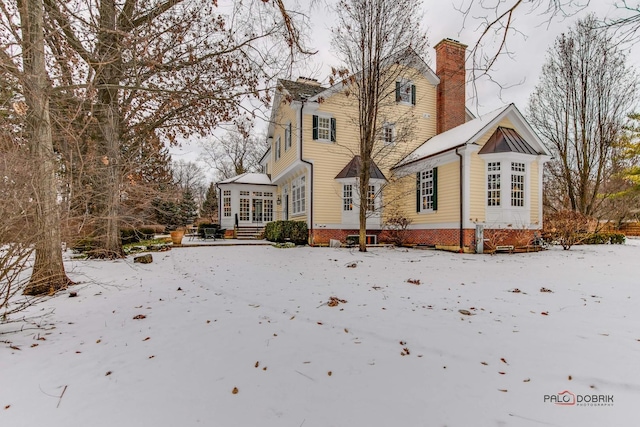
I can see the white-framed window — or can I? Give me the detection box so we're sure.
[264,199,273,222]
[292,175,306,215]
[285,122,292,151]
[275,136,281,160]
[312,115,336,142]
[511,162,525,207]
[420,169,434,211]
[367,185,376,211]
[317,117,330,141]
[487,162,501,207]
[382,123,394,145]
[343,184,353,211]
[223,190,231,217]
[239,198,250,221]
[396,79,416,105]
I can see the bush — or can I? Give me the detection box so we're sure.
[380,213,412,246]
[543,210,592,250]
[120,227,156,244]
[579,232,626,245]
[264,221,308,245]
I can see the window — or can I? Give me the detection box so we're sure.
[285,122,292,150]
[239,198,250,221]
[416,168,438,212]
[312,115,336,142]
[223,190,231,217]
[317,117,330,140]
[264,199,273,222]
[487,162,501,207]
[367,185,376,211]
[419,169,434,211]
[382,124,394,145]
[292,175,306,214]
[275,136,281,160]
[511,162,525,207]
[343,184,353,211]
[396,79,416,105]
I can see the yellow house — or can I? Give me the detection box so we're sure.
[218,39,551,249]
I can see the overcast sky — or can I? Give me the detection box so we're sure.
[170,0,640,181]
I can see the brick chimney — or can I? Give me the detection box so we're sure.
[435,39,467,134]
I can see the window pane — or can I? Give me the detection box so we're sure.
[343,184,352,211]
[318,117,330,140]
[420,169,434,211]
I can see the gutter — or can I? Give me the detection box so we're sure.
[455,147,464,252]
[299,97,314,245]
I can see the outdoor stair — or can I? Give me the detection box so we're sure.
[235,226,265,240]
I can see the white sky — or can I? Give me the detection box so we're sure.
[170,0,640,181]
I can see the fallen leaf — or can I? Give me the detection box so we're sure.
[4,405,10,410]
[481,362,488,366]
[344,328,349,333]
[500,358,508,364]
[317,322,323,325]
[143,337,150,341]
[263,367,267,371]
[148,355,155,359]
[498,372,506,375]
[206,320,211,324]
[510,288,521,293]
[30,344,38,348]
[346,262,357,268]
[96,339,101,344]
[458,309,472,316]
[407,278,421,285]
[232,387,239,394]
[327,371,332,376]
[9,346,20,351]
[541,312,549,316]
[255,361,259,368]
[568,375,572,380]
[540,287,553,293]
[523,378,531,382]
[498,389,508,392]
[133,314,146,320]
[105,371,112,376]
[177,287,182,291]
[327,296,347,307]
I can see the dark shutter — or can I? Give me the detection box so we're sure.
[416,172,421,212]
[411,84,416,105]
[287,122,292,147]
[396,81,401,102]
[432,167,438,211]
[312,115,318,140]
[330,118,336,142]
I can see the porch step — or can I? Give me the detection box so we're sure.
[236,226,265,240]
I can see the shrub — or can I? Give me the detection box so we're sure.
[381,213,412,246]
[543,210,591,250]
[579,232,626,245]
[120,227,155,244]
[264,221,308,245]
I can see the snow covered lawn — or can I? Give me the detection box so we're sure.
[2,243,639,426]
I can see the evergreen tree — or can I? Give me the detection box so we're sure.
[201,182,219,222]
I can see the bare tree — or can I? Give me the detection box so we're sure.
[172,160,207,207]
[602,1,640,43]
[331,0,427,252]
[201,124,268,181]
[16,0,72,294]
[456,0,590,102]
[528,15,638,217]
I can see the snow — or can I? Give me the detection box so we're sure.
[217,172,273,185]
[2,243,639,426]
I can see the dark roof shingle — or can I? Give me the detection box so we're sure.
[335,156,387,180]
[279,79,326,102]
[478,127,541,155]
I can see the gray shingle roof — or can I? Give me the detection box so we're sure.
[279,79,326,102]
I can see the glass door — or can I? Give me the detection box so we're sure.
[252,199,263,223]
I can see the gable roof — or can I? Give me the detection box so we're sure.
[218,172,274,186]
[335,155,387,180]
[478,127,540,155]
[308,48,439,103]
[394,104,551,169]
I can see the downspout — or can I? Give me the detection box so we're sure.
[455,147,464,252]
[299,97,314,245]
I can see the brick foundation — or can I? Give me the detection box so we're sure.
[310,227,537,251]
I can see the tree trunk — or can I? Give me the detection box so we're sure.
[20,0,72,295]
[92,0,124,258]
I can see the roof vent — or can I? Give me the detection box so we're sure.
[296,76,321,86]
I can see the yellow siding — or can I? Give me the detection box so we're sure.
[303,69,439,224]
[530,161,540,225]
[400,161,460,224]
[271,102,299,177]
